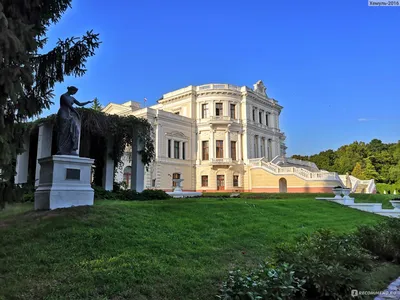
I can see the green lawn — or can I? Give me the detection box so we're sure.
[0,196,398,300]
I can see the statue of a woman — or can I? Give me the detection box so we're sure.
[56,86,93,156]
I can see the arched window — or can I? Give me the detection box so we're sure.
[279,178,287,193]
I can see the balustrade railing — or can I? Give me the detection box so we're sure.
[250,158,340,181]
[196,84,241,92]
[210,158,233,164]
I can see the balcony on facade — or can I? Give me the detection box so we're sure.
[209,158,236,166]
[197,116,241,125]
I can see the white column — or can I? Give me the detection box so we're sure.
[136,138,145,192]
[237,131,242,161]
[130,134,138,191]
[15,134,30,184]
[102,139,114,191]
[210,128,215,160]
[197,133,201,162]
[271,137,279,158]
[264,138,268,158]
[155,119,160,158]
[179,141,183,159]
[258,136,262,158]
[171,139,175,159]
[242,130,248,161]
[35,123,53,187]
[225,129,230,159]
[267,139,272,161]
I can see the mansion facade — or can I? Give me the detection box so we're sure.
[104,80,354,193]
[104,80,286,192]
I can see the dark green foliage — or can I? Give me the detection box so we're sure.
[217,262,306,300]
[356,218,400,264]
[292,139,400,184]
[376,183,400,194]
[273,230,374,299]
[0,0,100,208]
[140,189,171,200]
[93,186,170,201]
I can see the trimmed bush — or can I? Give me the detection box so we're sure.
[356,218,400,264]
[139,189,171,200]
[217,261,306,300]
[94,187,170,201]
[376,183,400,194]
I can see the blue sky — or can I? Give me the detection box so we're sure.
[43,0,400,156]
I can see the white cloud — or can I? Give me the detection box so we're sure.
[358,118,377,122]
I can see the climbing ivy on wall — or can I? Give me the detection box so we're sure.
[0,109,154,208]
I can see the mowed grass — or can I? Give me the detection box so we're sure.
[0,196,393,300]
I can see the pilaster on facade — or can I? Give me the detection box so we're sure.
[102,80,286,192]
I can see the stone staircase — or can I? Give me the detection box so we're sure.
[355,183,368,193]
[248,156,342,183]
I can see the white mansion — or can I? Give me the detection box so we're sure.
[103,80,375,193]
[105,81,289,192]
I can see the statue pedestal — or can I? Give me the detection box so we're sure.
[34,155,94,210]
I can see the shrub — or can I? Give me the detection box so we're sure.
[217,261,306,300]
[17,183,35,203]
[356,218,400,264]
[274,229,373,299]
[93,185,119,200]
[376,183,400,194]
[94,187,170,201]
[139,189,171,200]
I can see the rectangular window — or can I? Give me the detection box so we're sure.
[174,141,179,159]
[168,139,171,158]
[202,141,209,160]
[231,141,237,160]
[201,175,208,187]
[233,175,239,187]
[230,104,236,119]
[152,179,156,187]
[216,140,224,158]
[172,173,180,187]
[215,103,223,116]
[259,111,262,124]
[266,113,269,127]
[252,109,255,121]
[202,104,208,118]
[182,142,186,160]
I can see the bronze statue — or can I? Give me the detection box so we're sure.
[56,86,93,156]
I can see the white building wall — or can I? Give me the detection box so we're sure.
[103,80,286,192]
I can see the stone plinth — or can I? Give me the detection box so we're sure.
[34,155,94,210]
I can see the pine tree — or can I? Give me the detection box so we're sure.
[0,1,100,206]
[351,162,366,180]
[91,98,103,111]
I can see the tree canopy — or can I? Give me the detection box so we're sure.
[91,98,103,111]
[0,1,100,206]
[292,139,400,184]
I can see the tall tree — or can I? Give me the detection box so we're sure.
[363,157,379,180]
[0,1,100,205]
[351,162,366,180]
[91,98,103,111]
